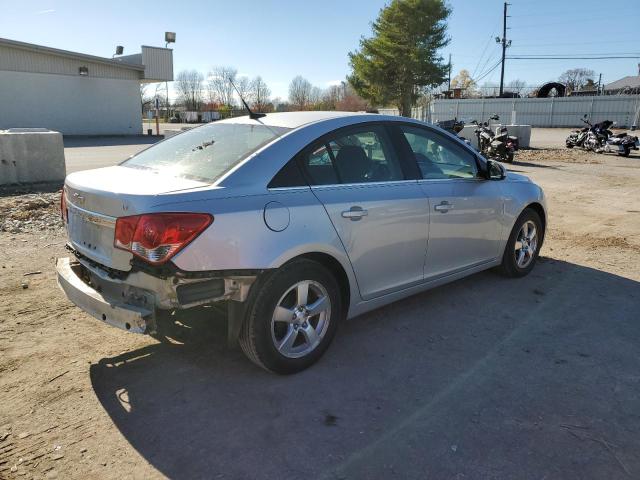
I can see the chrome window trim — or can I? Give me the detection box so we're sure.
[309,179,419,190]
[266,186,310,192]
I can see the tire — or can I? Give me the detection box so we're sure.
[239,259,341,374]
[566,143,574,149]
[499,208,544,278]
[618,146,631,157]
[505,151,514,163]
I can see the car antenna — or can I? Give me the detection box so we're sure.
[228,76,265,120]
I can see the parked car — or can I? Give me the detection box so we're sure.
[57,111,547,374]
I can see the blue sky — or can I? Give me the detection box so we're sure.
[1,0,639,100]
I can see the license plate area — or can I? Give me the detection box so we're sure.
[67,205,130,270]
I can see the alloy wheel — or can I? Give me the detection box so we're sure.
[514,220,538,268]
[270,280,332,359]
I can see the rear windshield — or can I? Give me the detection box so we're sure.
[122,122,290,182]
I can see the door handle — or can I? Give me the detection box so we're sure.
[341,206,368,220]
[434,201,454,212]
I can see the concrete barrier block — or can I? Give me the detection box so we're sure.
[495,125,531,148]
[0,129,66,185]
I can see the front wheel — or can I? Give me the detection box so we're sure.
[239,259,341,374]
[499,208,544,277]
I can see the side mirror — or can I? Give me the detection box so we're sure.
[583,114,588,119]
[486,159,506,180]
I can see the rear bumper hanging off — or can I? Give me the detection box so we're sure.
[56,257,153,333]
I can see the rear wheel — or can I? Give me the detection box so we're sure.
[505,151,514,163]
[618,146,631,157]
[499,208,544,278]
[239,259,341,374]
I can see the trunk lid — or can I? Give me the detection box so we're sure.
[64,166,209,271]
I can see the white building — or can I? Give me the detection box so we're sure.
[0,37,173,135]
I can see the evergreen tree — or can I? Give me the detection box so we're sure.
[349,0,450,116]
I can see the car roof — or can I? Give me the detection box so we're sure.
[218,111,377,129]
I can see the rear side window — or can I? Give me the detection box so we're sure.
[122,122,290,183]
[400,125,478,179]
[268,159,306,188]
[300,126,404,185]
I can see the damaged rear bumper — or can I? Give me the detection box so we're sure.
[55,255,260,335]
[56,257,153,333]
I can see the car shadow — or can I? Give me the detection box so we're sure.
[90,258,640,479]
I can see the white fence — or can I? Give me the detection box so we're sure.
[430,95,640,128]
[380,95,640,128]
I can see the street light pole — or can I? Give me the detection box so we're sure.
[164,32,176,122]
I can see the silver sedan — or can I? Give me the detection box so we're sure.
[57,111,546,373]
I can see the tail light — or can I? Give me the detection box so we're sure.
[60,191,68,223]
[114,213,213,265]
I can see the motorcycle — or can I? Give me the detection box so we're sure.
[436,118,465,135]
[472,114,518,163]
[604,132,639,157]
[566,115,591,149]
[580,115,639,156]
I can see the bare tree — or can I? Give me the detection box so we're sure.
[235,76,252,107]
[507,79,527,95]
[309,86,323,108]
[207,66,237,107]
[139,84,153,114]
[251,76,271,111]
[289,76,312,109]
[175,70,203,111]
[322,85,343,110]
[335,82,369,111]
[559,68,595,93]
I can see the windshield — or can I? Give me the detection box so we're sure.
[122,122,290,182]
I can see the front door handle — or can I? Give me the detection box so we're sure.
[434,201,454,212]
[341,206,368,220]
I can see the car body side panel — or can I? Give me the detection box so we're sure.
[496,173,547,255]
[419,178,504,279]
[169,188,360,297]
[311,181,429,300]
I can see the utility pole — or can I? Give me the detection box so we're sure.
[447,53,452,92]
[497,2,511,97]
[597,73,602,95]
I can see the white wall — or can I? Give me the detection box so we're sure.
[431,95,640,128]
[0,70,142,135]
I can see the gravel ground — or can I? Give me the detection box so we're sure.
[1,147,640,479]
[0,191,62,234]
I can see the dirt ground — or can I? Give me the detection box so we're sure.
[1,147,640,479]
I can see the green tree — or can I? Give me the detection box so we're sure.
[348,0,450,116]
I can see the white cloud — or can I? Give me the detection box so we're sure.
[36,8,55,14]
[326,80,342,87]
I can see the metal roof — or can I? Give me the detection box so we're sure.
[0,37,144,71]
[604,76,640,91]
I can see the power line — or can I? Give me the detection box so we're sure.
[474,59,503,83]
[471,33,497,79]
[508,56,640,60]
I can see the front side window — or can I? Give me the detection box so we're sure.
[301,126,404,185]
[401,125,478,180]
[122,122,290,183]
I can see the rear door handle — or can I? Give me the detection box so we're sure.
[341,206,368,220]
[434,201,454,212]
